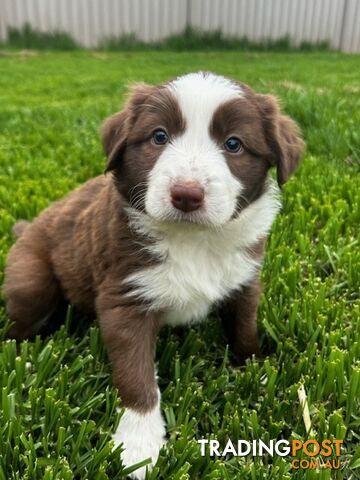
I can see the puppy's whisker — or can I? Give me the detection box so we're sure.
[129,182,148,208]
[131,196,147,211]
[128,181,147,198]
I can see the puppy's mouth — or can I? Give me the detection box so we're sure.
[147,203,234,229]
[163,208,210,226]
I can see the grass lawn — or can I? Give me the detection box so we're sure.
[0,51,359,479]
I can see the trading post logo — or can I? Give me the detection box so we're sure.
[198,438,345,470]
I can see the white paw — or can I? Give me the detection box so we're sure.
[113,401,166,479]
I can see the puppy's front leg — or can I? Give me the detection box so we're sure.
[96,292,165,480]
[218,278,262,365]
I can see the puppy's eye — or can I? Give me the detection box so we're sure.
[152,129,169,145]
[224,137,243,153]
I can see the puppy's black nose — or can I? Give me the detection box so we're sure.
[170,181,204,213]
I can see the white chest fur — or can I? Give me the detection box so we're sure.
[125,182,281,326]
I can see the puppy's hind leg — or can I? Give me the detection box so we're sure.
[3,235,62,341]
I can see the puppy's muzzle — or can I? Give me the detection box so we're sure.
[170,180,204,213]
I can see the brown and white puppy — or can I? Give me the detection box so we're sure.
[3,72,303,479]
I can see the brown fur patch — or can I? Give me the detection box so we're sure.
[210,87,304,205]
[103,83,185,210]
[96,288,160,411]
[250,91,304,186]
[210,97,271,210]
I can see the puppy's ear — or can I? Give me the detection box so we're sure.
[256,94,304,187]
[102,83,157,172]
[102,110,129,172]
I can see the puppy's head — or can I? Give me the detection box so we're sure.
[103,72,303,226]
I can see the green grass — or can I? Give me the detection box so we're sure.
[0,51,359,479]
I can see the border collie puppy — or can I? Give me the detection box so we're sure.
[4,72,303,479]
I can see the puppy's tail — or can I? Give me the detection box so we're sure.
[12,220,31,238]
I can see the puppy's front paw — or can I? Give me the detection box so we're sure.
[113,403,166,479]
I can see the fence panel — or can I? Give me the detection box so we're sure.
[0,0,358,51]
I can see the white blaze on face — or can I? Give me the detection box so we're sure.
[144,72,244,226]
